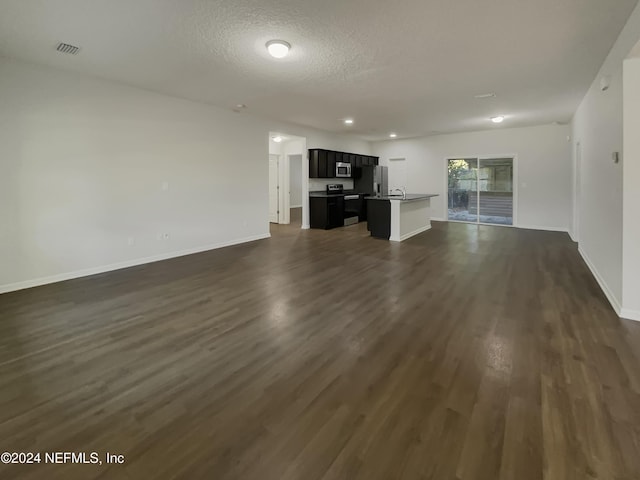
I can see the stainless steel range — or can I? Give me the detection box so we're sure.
[325,184,360,226]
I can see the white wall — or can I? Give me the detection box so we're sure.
[372,124,572,229]
[289,155,303,207]
[571,3,640,315]
[622,53,640,319]
[0,58,367,292]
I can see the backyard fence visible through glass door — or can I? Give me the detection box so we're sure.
[447,157,514,226]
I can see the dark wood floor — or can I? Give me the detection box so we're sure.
[1,221,640,480]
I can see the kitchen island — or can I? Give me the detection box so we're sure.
[366,194,439,241]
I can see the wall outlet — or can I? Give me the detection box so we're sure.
[162,181,169,191]
[127,237,135,246]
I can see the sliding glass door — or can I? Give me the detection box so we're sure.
[447,158,478,223]
[447,157,514,225]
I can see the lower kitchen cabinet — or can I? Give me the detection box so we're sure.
[310,196,345,229]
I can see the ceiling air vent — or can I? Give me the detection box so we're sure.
[56,43,80,55]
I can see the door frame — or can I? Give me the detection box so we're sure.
[269,154,281,224]
[444,154,518,227]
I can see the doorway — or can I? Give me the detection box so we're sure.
[288,154,303,227]
[268,132,307,228]
[447,156,515,226]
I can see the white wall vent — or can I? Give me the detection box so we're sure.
[56,43,80,55]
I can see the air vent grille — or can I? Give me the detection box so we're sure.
[56,43,80,55]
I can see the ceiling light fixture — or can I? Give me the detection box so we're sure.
[344,119,354,125]
[491,116,505,123]
[266,40,291,59]
[389,133,397,138]
[272,136,283,143]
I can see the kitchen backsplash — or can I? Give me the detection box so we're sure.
[309,178,354,191]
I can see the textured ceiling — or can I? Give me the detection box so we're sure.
[0,0,637,140]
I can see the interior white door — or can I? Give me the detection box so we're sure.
[269,154,279,223]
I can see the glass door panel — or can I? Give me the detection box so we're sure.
[477,158,513,225]
[447,158,478,223]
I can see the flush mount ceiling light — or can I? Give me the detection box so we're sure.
[266,40,291,58]
[389,133,397,138]
[272,136,283,143]
[491,115,505,123]
[344,119,354,125]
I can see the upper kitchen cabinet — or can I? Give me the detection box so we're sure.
[317,150,328,178]
[327,151,337,178]
[308,149,379,178]
[309,149,319,178]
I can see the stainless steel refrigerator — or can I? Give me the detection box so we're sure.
[355,166,388,196]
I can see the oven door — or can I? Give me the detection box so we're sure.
[335,162,351,178]
[343,195,360,225]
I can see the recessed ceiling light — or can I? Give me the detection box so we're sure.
[389,133,397,138]
[266,40,291,59]
[491,116,505,123]
[236,104,246,109]
[475,93,496,99]
[344,119,354,125]
[272,136,283,143]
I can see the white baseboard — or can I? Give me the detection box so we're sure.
[290,204,303,209]
[0,233,271,295]
[518,224,570,233]
[391,225,432,242]
[620,308,640,322]
[568,230,578,243]
[578,247,622,316]
[443,219,570,234]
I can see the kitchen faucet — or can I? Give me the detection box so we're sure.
[393,187,406,199]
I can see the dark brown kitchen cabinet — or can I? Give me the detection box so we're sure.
[308,149,376,179]
[309,150,320,178]
[327,151,336,177]
[310,196,344,229]
[318,150,328,177]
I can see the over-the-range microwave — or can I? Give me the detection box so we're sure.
[336,162,351,178]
